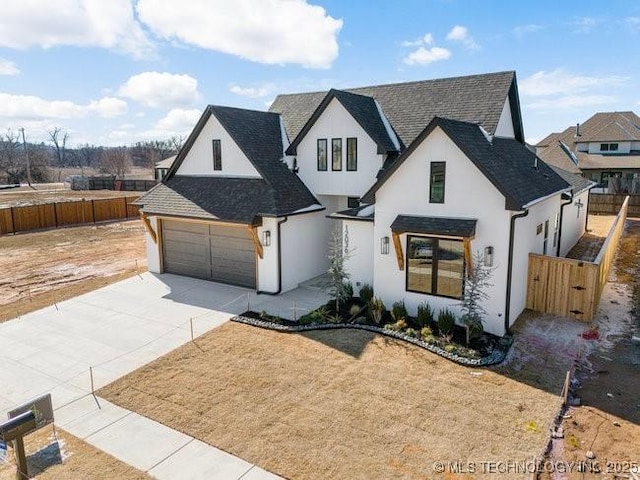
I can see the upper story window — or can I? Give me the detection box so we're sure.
[429,162,446,203]
[317,139,327,171]
[600,143,619,152]
[212,139,222,171]
[332,138,342,171]
[346,137,357,171]
[347,196,360,208]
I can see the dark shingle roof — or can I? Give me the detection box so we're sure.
[286,89,399,155]
[576,111,640,142]
[363,117,570,210]
[136,106,319,222]
[391,215,477,238]
[549,166,596,194]
[327,204,375,222]
[271,71,522,147]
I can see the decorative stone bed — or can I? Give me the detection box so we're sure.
[232,314,513,367]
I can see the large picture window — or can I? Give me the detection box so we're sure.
[430,162,445,203]
[332,138,342,171]
[346,137,357,171]
[406,236,464,299]
[212,139,222,171]
[317,139,327,171]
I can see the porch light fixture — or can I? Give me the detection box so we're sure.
[262,230,271,247]
[381,236,390,255]
[484,246,494,267]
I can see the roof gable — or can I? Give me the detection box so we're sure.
[285,89,399,155]
[271,71,523,147]
[362,117,569,210]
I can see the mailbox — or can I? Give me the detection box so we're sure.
[0,411,36,443]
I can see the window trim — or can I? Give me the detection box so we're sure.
[331,138,342,171]
[405,235,465,300]
[429,162,446,204]
[317,138,327,171]
[212,139,222,171]
[346,137,357,171]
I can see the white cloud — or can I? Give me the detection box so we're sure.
[136,0,342,68]
[0,93,127,120]
[138,108,201,141]
[230,84,273,98]
[401,33,433,47]
[512,24,544,38]
[118,72,200,108]
[403,46,451,66]
[0,0,155,59]
[572,16,597,34]
[527,95,618,111]
[446,25,480,50]
[520,69,627,97]
[0,58,19,75]
[625,17,640,32]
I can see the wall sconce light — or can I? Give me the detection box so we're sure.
[381,236,390,255]
[262,230,271,247]
[484,246,494,267]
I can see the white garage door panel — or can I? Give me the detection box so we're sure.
[162,220,256,288]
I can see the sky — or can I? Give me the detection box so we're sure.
[0,0,638,148]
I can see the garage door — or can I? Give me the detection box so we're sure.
[162,220,256,288]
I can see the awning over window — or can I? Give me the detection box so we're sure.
[390,215,477,238]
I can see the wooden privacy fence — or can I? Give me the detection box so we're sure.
[0,196,140,235]
[589,193,640,216]
[526,196,629,321]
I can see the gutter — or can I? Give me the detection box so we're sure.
[505,209,529,335]
[256,216,288,295]
[521,188,571,209]
[556,192,573,257]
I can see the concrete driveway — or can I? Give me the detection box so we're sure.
[0,272,328,478]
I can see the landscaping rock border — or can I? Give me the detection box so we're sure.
[231,315,513,367]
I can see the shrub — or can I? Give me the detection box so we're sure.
[368,297,386,325]
[404,327,418,338]
[298,306,328,325]
[416,302,434,328]
[353,316,368,325]
[343,282,354,299]
[385,318,407,331]
[444,344,457,354]
[391,301,408,322]
[349,304,361,317]
[438,308,456,340]
[420,326,433,340]
[423,334,438,345]
[359,284,374,304]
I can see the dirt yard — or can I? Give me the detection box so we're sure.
[100,321,564,480]
[566,214,616,262]
[0,188,137,208]
[0,426,149,479]
[0,221,147,322]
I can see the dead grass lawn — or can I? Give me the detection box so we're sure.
[0,426,149,479]
[100,322,562,480]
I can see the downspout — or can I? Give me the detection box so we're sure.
[505,209,529,335]
[556,192,573,257]
[256,216,288,295]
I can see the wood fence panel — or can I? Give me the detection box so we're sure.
[0,208,14,234]
[55,200,94,226]
[92,197,127,222]
[589,193,640,216]
[12,204,57,232]
[125,196,140,217]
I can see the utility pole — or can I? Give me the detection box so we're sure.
[19,128,33,187]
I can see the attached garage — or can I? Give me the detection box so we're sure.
[161,220,257,288]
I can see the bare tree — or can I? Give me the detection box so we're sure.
[49,127,69,167]
[97,147,131,178]
[0,130,49,184]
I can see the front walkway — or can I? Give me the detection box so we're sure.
[0,272,328,478]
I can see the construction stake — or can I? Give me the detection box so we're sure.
[90,367,95,394]
[190,318,194,342]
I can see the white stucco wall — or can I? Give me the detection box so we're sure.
[176,113,261,177]
[559,189,589,257]
[373,127,512,336]
[295,98,385,197]
[256,217,280,293]
[587,141,631,154]
[146,216,161,273]
[509,194,563,324]
[495,97,516,138]
[343,220,374,294]
[281,210,331,292]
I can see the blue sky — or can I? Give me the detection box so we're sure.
[0,0,638,147]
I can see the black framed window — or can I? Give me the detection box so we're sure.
[429,162,445,203]
[347,197,359,208]
[332,138,342,171]
[406,236,464,299]
[212,139,222,171]
[600,143,609,151]
[609,143,619,151]
[346,137,357,171]
[317,139,327,171]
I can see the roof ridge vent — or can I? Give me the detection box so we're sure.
[479,125,493,144]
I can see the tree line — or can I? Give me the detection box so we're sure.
[0,127,184,184]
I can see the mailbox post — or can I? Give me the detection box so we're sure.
[0,411,36,480]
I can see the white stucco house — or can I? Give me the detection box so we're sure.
[135,71,593,336]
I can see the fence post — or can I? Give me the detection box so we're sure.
[91,199,96,223]
[10,206,15,235]
[53,202,59,227]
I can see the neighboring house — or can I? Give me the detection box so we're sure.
[135,71,589,336]
[536,111,640,192]
[154,155,176,181]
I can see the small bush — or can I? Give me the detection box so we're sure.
[391,301,408,322]
[359,284,374,304]
[416,302,433,328]
[353,316,368,325]
[298,306,328,325]
[404,327,418,338]
[385,318,407,331]
[423,334,438,345]
[343,282,354,299]
[444,344,457,354]
[349,304,361,317]
[368,297,386,325]
[420,326,433,340]
[438,308,456,339]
